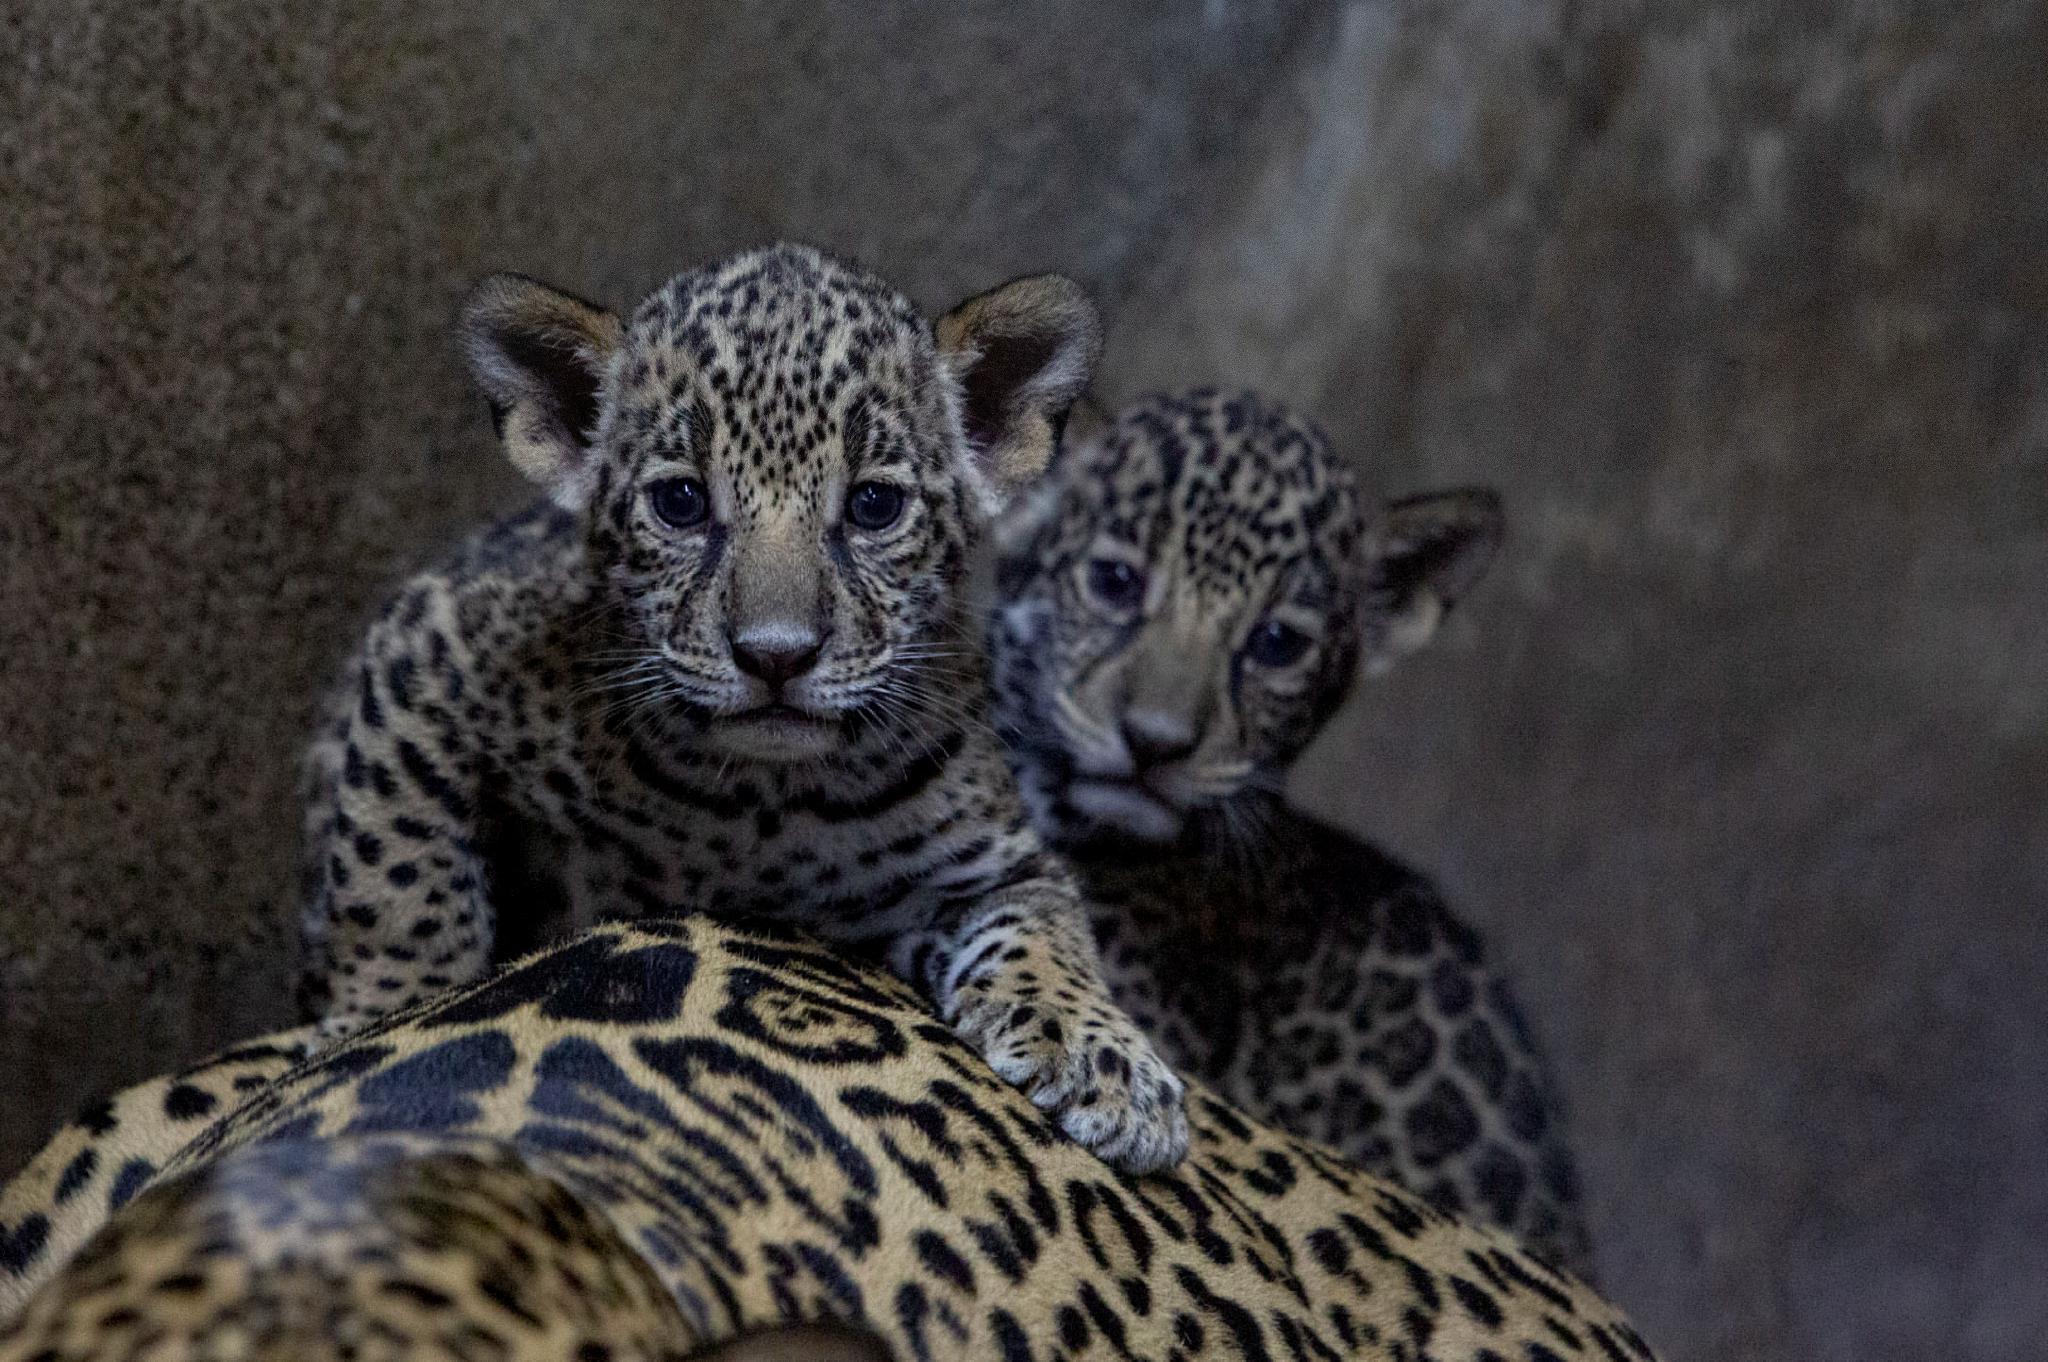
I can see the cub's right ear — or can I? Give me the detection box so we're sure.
[686,1321,894,1362]
[1359,487,1504,675]
[458,273,624,511]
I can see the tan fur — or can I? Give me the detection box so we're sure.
[1,919,1659,1362]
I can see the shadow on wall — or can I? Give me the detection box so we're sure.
[3,5,2045,1362]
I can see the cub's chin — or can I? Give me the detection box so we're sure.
[1065,778,1186,844]
[704,705,841,764]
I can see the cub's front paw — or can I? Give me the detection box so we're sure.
[952,992,1189,1174]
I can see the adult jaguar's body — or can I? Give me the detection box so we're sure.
[0,918,1657,1362]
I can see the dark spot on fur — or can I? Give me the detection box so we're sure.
[164,1084,219,1122]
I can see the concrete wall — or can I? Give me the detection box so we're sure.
[4,4,2041,1359]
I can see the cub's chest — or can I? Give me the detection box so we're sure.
[502,724,1021,941]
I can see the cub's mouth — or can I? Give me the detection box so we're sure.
[730,702,829,727]
[1064,776,1185,844]
[709,702,839,761]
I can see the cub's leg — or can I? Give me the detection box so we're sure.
[298,613,495,1038]
[898,882,1190,1174]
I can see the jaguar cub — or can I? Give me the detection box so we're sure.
[297,243,1187,1172]
[992,389,1596,1274]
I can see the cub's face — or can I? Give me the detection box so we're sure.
[461,244,1099,764]
[585,252,978,764]
[992,389,1501,846]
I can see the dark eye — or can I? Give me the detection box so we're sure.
[1246,619,1313,668]
[648,477,709,529]
[846,481,907,531]
[1085,558,1147,613]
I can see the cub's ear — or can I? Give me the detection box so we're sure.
[935,273,1102,508]
[990,390,1108,566]
[1360,488,1504,675]
[686,1321,894,1362]
[458,273,624,511]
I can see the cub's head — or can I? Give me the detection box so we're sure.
[992,389,1500,846]
[460,243,1099,764]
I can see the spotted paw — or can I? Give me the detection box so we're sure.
[951,993,1189,1174]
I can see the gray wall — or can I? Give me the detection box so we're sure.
[3,5,2041,1360]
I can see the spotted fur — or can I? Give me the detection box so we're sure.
[0,919,1658,1362]
[294,243,1185,1175]
[0,1030,320,1322]
[991,390,1594,1276]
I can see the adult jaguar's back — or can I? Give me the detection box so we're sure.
[0,918,1659,1362]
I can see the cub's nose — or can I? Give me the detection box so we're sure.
[730,623,824,689]
[1121,708,1198,769]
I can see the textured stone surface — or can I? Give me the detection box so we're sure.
[3,3,2043,1359]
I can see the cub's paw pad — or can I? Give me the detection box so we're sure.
[952,997,1189,1175]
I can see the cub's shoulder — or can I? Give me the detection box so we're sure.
[353,501,586,665]
[435,500,582,589]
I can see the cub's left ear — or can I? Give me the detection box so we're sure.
[935,274,1102,508]
[1360,488,1504,674]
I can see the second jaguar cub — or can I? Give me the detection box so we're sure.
[296,243,1188,1172]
